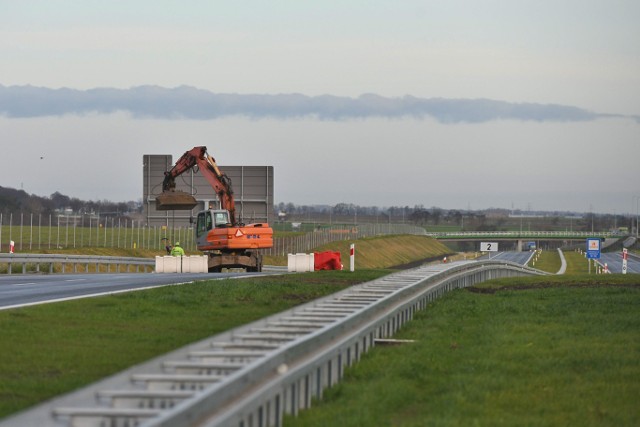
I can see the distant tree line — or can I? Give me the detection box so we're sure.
[1,187,632,233]
[275,201,634,232]
[0,186,141,217]
[275,202,485,226]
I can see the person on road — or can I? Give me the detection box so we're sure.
[162,237,172,254]
[170,241,185,257]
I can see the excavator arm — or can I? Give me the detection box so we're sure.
[158,146,237,224]
[156,145,272,271]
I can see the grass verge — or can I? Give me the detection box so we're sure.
[527,249,561,273]
[287,275,640,427]
[0,270,389,419]
[563,250,594,274]
[311,235,452,269]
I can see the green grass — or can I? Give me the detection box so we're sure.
[287,276,640,427]
[265,234,451,268]
[0,270,389,418]
[0,224,185,252]
[563,250,593,274]
[313,235,452,269]
[2,239,638,425]
[527,249,598,276]
[528,249,561,273]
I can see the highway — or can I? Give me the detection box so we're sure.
[599,252,640,274]
[476,250,640,274]
[0,271,278,311]
[0,261,543,427]
[2,250,636,311]
[477,251,535,265]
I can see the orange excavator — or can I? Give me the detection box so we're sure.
[156,146,273,272]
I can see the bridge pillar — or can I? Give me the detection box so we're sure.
[517,239,523,252]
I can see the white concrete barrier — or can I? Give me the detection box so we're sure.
[155,256,208,273]
[287,253,314,272]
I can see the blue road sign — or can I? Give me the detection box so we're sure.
[586,238,601,259]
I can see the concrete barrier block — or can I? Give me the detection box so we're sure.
[288,253,315,272]
[155,256,164,273]
[156,255,208,273]
[193,255,208,273]
[163,256,179,273]
[184,255,208,273]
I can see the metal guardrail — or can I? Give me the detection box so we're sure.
[427,231,618,239]
[0,260,545,427]
[0,253,155,274]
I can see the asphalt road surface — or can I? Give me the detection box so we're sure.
[477,250,640,274]
[477,251,535,265]
[0,271,279,310]
[598,252,640,274]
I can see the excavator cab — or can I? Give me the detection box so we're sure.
[196,210,231,237]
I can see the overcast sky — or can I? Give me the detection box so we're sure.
[1,0,639,214]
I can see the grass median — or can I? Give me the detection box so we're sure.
[0,270,389,419]
[286,275,640,427]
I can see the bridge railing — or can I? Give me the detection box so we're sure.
[427,231,617,239]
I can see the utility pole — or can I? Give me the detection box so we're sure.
[636,196,639,239]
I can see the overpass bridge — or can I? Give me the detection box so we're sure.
[426,231,622,251]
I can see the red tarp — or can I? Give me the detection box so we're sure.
[314,251,343,271]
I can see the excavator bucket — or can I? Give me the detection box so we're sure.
[155,191,198,211]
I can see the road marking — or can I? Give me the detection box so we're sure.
[0,273,263,311]
[0,282,195,311]
[14,282,36,286]
[64,279,86,282]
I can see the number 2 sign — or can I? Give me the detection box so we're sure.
[480,242,498,252]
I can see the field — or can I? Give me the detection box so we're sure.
[0,236,638,425]
[287,276,640,427]
[0,270,389,418]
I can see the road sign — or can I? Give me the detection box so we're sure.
[622,248,628,274]
[586,238,601,259]
[480,242,498,252]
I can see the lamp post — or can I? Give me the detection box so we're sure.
[636,196,639,239]
[632,196,640,239]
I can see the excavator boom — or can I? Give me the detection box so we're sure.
[155,146,273,272]
[156,146,236,223]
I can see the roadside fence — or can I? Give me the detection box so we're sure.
[0,213,195,252]
[264,223,426,256]
[0,213,426,257]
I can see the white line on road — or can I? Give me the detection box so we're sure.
[0,281,196,311]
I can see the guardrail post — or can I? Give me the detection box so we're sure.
[0,254,156,276]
